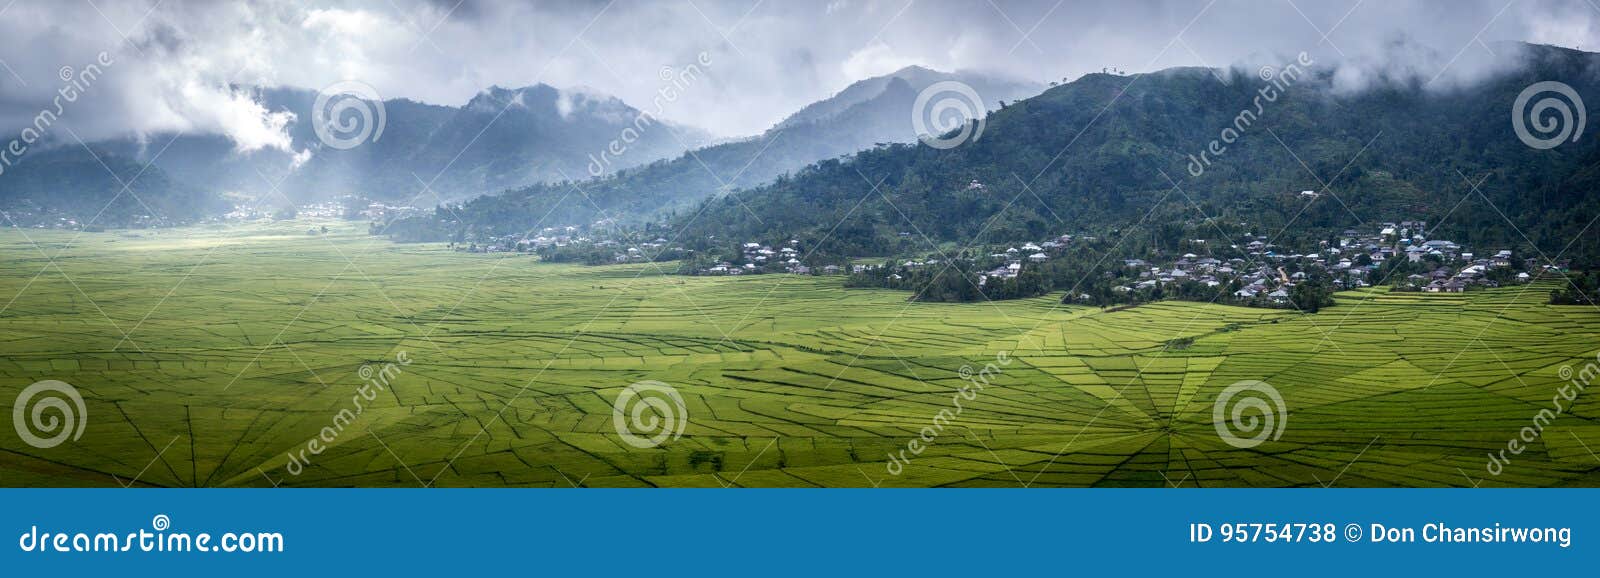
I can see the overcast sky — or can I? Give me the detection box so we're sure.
[1,0,1597,153]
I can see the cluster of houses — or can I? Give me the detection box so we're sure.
[864,218,1539,305]
[1,209,84,229]
[219,198,425,224]
[595,236,675,262]
[4,194,428,231]
[435,211,1555,303]
[1404,248,1534,292]
[698,240,843,275]
[356,202,425,221]
[2,207,168,230]
[976,235,1076,285]
[292,201,346,219]
[521,226,584,251]
[456,225,587,254]
[1108,220,1531,301]
[852,234,1077,287]
[458,218,699,262]
[1369,221,1537,292]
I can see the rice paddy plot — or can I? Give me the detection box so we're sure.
[2,221,1599,487]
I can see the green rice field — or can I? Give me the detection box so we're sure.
[2,220,1599,487]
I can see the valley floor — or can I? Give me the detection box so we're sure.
[2,220,1599,487]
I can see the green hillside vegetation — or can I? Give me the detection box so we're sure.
[670,43,1600,271]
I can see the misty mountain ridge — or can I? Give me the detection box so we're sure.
[775,65,1035,129]
[382,66,1045,240]
[0,81,714,226]
[0,65,1040,229]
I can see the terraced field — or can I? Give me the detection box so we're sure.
[2,220,1599,487]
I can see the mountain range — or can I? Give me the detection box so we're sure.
[661,42,1600,269]
[20,43,1600,273]
[0,83,713,226]
[385,66,1043,240]
[2,66,1041,231]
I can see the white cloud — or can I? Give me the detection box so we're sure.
[1,0,1599,142]
[841,42,927,81]
[176,82,296,153]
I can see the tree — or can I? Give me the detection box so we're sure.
[1290,281,1333,313]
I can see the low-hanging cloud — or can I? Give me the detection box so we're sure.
[0,0,1597,151]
